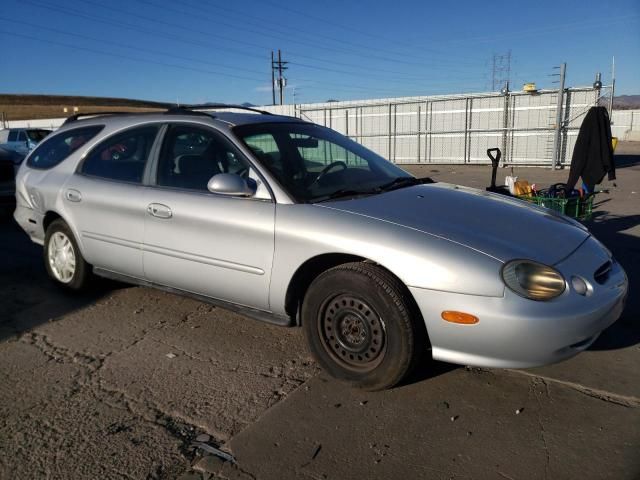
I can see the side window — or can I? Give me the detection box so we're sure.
[17,131,27,142]
[81,126,159,183]
[8,130,18,142]
[27,125,104,170]
[157,125,249,191]
[242,133,285,179]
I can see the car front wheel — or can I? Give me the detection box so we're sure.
[302,262,426,390]
[44,219,90,290]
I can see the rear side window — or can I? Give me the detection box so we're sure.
[8,131,18,142]
[80,126,159,184]
[27,125,104,170]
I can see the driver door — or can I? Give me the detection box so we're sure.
[143,123,275,310]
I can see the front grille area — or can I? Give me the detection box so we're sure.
[594,260,613,285]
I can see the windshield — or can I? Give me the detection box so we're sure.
[26,129,51,142]
[234,122,413,203]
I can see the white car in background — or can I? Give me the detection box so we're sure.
[0,128,51,157]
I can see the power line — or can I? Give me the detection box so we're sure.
[6,0,496,102]
[290,61,488,85]
[257,0,638,56]
[253,0,492,62]
[21,0,269,61]
[0,16,267,77]
[18,0,483,88]
[0,29,265,83]
[437,14,640,47]
[1,26,485,103]
[159,0,486,67]
[75,0,455,70]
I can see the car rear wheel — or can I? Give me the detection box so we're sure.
[44,219,90,290]
[302,262,426,390]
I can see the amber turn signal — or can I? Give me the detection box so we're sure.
[441,311,479,325]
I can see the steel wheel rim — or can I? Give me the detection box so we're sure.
[318,293,386,372]
[47,232,76,284]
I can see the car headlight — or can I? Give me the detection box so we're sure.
[501,260,566,300]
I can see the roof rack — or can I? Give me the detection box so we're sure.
[165,104,273,115]
[62,103,272,125]
[62,111,147,125]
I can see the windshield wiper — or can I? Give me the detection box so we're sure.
[312,177,434,203]
[377,176,423,192]
[379,176,436,192]
[312,188,380,203]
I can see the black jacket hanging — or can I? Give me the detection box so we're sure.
[566,106,615,191]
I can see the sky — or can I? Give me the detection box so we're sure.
[0,0,638,105]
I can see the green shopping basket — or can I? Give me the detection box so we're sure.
[518,194,595,221]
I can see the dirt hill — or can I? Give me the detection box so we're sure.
[0,94,172,121]
[612,95,640,110]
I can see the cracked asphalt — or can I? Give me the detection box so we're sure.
[1,142,639,479]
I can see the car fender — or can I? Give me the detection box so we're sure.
[270,204,505,316]
[16,165,89,258]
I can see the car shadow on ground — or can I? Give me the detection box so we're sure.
[583,212,640,351]
[400,357,460,388]
[0,218,123,342]
[613,154,640,169]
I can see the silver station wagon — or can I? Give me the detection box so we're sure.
[14,106,628,390]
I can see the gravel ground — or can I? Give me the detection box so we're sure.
[1,143,638,479]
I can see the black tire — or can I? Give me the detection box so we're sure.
[43,218,91,291]
[302,262,426,390]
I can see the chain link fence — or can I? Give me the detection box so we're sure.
[5,87,623,164]
[287,87,610,167]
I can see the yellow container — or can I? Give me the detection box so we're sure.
[612,137,618,152]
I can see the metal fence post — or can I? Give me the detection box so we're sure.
[427,101,432,163]
[552,63,567,169]
[464,98,469,163]
[417,105,421,163]
[388,103,392,161]
[393,104,398,163]
[345,110,349,137]
[501,93,510,166]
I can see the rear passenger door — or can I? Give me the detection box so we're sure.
[143,123,275,311]
[63,125,161,279]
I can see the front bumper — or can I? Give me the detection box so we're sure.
[410,237,628,369]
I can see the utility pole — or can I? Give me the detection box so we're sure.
[551,62,567,170]
[271,49,288,105]
[270,51,276,106]
[491,50,511,91]
[608,56,615,118]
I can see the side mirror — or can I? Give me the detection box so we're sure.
[207,173,257,197]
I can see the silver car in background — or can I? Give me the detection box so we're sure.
[13,106,628,390]
[0,128,51,157]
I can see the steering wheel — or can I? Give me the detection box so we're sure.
[310,161,348,186]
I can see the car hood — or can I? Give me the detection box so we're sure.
[317,183,590,265]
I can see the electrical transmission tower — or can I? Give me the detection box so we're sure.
[491,50,511,91]
[271,50,288,105]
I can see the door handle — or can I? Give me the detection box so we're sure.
[147,203,172,219]
[65,189,82,202]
